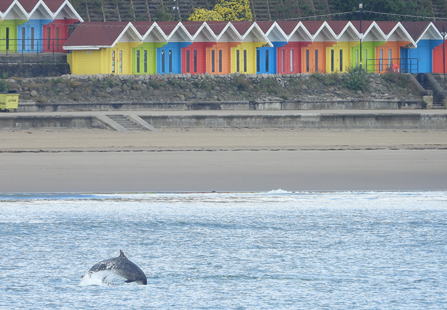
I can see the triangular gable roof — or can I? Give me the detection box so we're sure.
[433,21,447,38]
[350,20,386,41]
[276,21,299,37]
[232,21,271,45]
[376,21,415,47]
[182,21,205,37]
[401,21,441,42]
[305,21,337,41]
[183,22,217,42]
[1,0,27,20]
[327,21,358,41]
[206,21,228,37]
[27,0,53,19]
[52,0,83,21]
[257,21,288,42]
[63,22,141,50]
[301,21,325,36]
[279,21,312,42]
[0,0,15,13]
[157,21,192,41]
[375,21,399,36]
[16,0,39,13]
[132,21,167,42]
[208,21,241,42]
[43,0,65,12]
[256,21,275,34]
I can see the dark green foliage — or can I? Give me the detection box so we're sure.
[259,78,280,94]
[332,0,432,21]
[102,77,120,88]
[311,71,341,86]
[149,79,167,89]
[381,72,413,88]
[0,79,7,92]
[153,5,174,21]
[233,75,250,91]
[342,66,369,91]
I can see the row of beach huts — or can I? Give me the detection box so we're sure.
[2,0,447,76]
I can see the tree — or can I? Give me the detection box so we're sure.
[188,0,253,21]
[188,8,224,21]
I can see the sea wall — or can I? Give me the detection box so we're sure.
[140,113,447,130]
[1,113,446,130]
[0,115,109,130]
[4,72,424,106]
[16,98,424,112]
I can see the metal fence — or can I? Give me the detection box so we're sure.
[0,38,69,63]
[366,58,419,74]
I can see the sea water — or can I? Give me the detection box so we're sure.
[1,191,446,309]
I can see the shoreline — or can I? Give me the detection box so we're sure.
[1,127,447,193]
[1,149,447,193]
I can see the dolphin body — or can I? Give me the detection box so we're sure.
[82,250,147,285]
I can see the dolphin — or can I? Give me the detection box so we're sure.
[82,250,147,285]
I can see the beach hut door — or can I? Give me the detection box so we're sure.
[159,48,174,74]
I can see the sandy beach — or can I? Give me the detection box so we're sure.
[1,127,447,192]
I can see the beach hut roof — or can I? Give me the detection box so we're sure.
[157,21,192,41]
[375,21,415,47]
[132,21,167,42]
[52,0,83,21]
[182,21,217,41]
[276,21,311,42]
[0,0,27,20]
[433,21,447,38]
[26,0,53,20]
[63,22,141,50]
[207,21,241,42]
[256,21,288,42]
[232,21,271,45]
[327,21,359,41]
[206,21,229,37]
[401,21,441,42]
[16,0,39,13]
[306,21,337,41]
[350,20,386,42]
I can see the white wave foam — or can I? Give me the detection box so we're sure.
[79,271,126,286]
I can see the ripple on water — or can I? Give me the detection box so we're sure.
[0,191,447,309]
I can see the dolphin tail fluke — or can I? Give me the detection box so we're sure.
[119,250,126,258]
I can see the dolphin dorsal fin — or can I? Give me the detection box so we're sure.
[119,250,126,258]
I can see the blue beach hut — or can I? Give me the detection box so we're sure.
[156,22,192,74]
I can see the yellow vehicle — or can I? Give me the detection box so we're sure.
[0,90,19,112]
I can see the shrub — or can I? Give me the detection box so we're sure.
[0,79,7,92]
[51,77,63,84]
[381,71,411,88]
[233,75,250,91]
[342,66,369,92]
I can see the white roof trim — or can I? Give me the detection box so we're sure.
[287,22,312,42]
[216,23,242,42]
[140,22,168,42]
[239,23,272,46]
[111,22,143,46]
[2,0,28,20]
[28,0,53,20]
[387,22,416,48]
[191,22,218,42]
[53,0,84,22]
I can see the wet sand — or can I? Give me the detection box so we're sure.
[1,128,447,192]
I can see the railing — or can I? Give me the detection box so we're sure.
[0,38,69,63]
[366,58,419,74]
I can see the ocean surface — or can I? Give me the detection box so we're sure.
[1,191,446,309]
